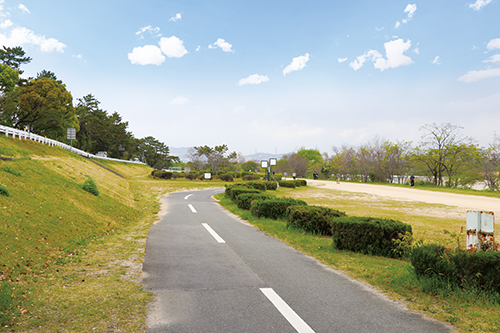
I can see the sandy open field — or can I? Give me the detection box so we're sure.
[307,180,500,223]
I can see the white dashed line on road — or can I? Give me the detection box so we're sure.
[188,204,197,213]
[202,223,226,243]
[260,288,315,333]
[184,194,193,200]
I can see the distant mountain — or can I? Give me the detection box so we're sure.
[168,147,288,163]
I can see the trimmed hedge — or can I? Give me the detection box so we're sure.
[236,193,275,210]
[331,216,412,258]
[264,181,278,190]
[151,170,173,179]
[244,181,267,190]
[287,205,346,236]
[218,173,233,181]
[242,174,261,181]
[250,198,307,220]
[295,179,307,187]
[411,245,500,293]
[279,180,296,188]
[226,186,261,201]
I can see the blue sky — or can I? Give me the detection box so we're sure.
[1,0,499,156]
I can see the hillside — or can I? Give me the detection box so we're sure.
[0,136,177,331]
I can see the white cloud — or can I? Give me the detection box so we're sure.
[432,56,441,64]
[170,96,189,105]
[484,54,500,63]
[458,68,500,82]
[404,4,417,19]
[469,0,492,10]
[283,53,310,76]
[373,39,413,71]
[18,4,29,14]
[0,19,12,28]
[209,38,233,52]
[195,45,200,52]
[413,47,420,54]
[159,36,188,58]
[338,57,348,63]
[128,45,165,65]
[349,50,381,71]
[0,27,66,52]
[135,25,160,36]
[238,74,269,86]
[487,38,500,50]
[169,13,181,22]
[395,21,401,28]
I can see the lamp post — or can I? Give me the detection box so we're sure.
[261,158,277,181]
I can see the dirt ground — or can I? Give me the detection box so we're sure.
[307,179,500,222]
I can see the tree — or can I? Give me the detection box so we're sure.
[381,140,412,183]
[190,144,236,173]
[413,123,476,186]
[138,136,178,169]
[2,77,78,140]
[0,64,19,94]
[0,46,32,74]
[36,70,63,84]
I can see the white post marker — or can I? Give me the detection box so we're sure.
[188,204,197,213]
[202,223,226,243]
[260,288,315,333]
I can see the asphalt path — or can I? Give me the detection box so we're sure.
[143,189,452,333]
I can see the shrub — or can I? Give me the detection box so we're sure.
[236,193,275,210]
[245,181,266,190]
[279,180,296,188]
[218,173,233,181]
[250,198,307,220]
[185,172,199,180]
[0,186,9,197]
[331,216,412,258]
[81,178,99,196]
[287,205,346,236]
[411,245,500,293]
[172,172,185,179]
[226,187,261,201]
[0,166,21,176]
[242,174,261,181]
[264,181,278,190]
[151,170,173,179]
[295,179,307,187]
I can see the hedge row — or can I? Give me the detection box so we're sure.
[278,180,307,188]
[236,193,276,210]
[250,198,307,220]
[287,205,346,236]
[410,244,500,293]
[331,216,412,258]
[151,170,173,179]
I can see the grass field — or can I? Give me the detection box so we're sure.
[1,135,499,332]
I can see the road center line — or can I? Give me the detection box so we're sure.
[202,223,226,243]
[188,204,197,213]
[260,288,315,333]
[184,194,193,200]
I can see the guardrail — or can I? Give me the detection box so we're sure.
[0,124,146,165]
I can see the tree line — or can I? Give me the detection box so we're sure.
[0,46,177,169]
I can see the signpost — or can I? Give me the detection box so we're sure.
[67,128,76,147]
[261,158,277,181]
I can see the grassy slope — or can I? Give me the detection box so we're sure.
[0,136,220,332]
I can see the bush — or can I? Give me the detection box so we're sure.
[218,173,233,181]
[236,193,276,210]
[264,181,278,190]
[331,216,412,258]
[172,173,185,179]
[287,205,346,236]
[295,179,307,187]
[151,170,173,179]
[279,180,296,188]
[242,174,261,181]
[0,186,9,197]
[185,172,199,180]
[225,186,261,201]
[81,178,99,196]
[411,245,500,293]
[250,198,307,220]
[244,181,267,190]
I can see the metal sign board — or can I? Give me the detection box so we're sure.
[67,128,76,140]
[466,210,495,251]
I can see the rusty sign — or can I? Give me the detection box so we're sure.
[466,210,495,251]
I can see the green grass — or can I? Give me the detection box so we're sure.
[216,191,500,333]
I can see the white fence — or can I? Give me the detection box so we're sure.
[0,125,146,165]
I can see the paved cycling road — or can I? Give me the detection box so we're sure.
[143,189,452,333]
